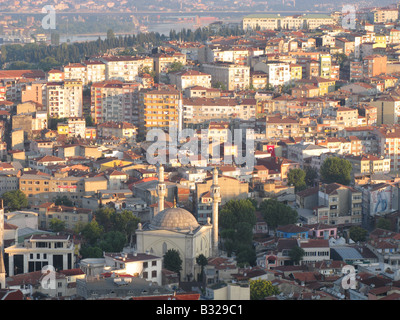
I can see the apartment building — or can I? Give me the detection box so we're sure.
[196,175,249,224]
[90,80,142,125]
[371,8,399,23]
[100,56,154,82]
[363,55,387,78]
[182,97,256,124]
[254,62,290,87]
[19,173,108,207]
[371,95,400,125]
[139,88,180,132]
[83,60,106,84]
[242,14,334,31]
[345,154,390,175]
[202,62,250,91]
[63,63,87,86]
[38,203,93,230]
[66,117,86,138]
[97,121,137,140]
[315,183,363,225]
[319,54,332,79]
[46,80,83,118]
[168,70,212,91]
[375,126,400,171]
[47,69,64,82]
[21,81,47,107]
[265,116,300,139]
[204,45,251,66]
[153,52,186,80]
[335,107,359,128]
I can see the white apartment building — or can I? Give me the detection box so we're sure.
[67,117,86,138]
[100,56,154,82]
[242,14,335,31]
[202,62,250,91]
[84,60,106,84]
[64,63,87,86]
[168,70,212,91]
[47,80,83,118]
[254,62,291,87]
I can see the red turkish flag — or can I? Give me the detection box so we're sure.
[267,145,275,157]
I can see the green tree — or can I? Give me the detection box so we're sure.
[288,168,307,192]
[259,199,298,232]
[212,81,227,91]
[196,254,208,282]
[219,199,257,265]
[304,166,318,187]
[167,61,184,73]
[288,246,305,265]
[85,115,94,127]
[2,190,28,211]
[113,209,140,246]
[98,231,127,253]
[250,279,280,300]
[54,195,73,207]
[49,218,66,232]
[80,245,103,259]
[81,220,104,246]
[349,226,368,242]
[107,29,115,39]
[163,249,183,274]
[376,218,392,231]
[320,157,352,185]
[94,207,115,233]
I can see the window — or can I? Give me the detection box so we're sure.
[143,272,148,279]
[152,261,157,267]
[152,271,157,278]
[143,262,148,268]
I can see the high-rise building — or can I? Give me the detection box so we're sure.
[47,80,83,118]
[139,88,180,133]
[90,80,142,125]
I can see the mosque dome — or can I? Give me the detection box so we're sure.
[149,207,200,232]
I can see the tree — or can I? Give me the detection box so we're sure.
[167,61,184,73]
[304,166,318,187]
[49,218,66,232]
[163,249,183,274]
[107,29,115,39]
[320,157,352,185]
[376,218,392,231]
[98,231,127,253]
[54,195,73,207]
[250,279,280,300]
[212,81,227,91]
[113,209,141,246]
[2,190,28,211]
[259,199,298,232]
[219,199,257,265]
[85,115,94,127]
[81,220,104,246]
[80,245,103,259]
[196,254,208,282]
[349,226,368,242]
[289,246,305,265]
[288,168,307,192]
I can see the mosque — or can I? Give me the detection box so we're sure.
[136,164,221,281]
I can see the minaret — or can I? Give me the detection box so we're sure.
[157,164,166,213]
[211,167,221,257]
[177,91,183,136]
[0,199,6,289]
